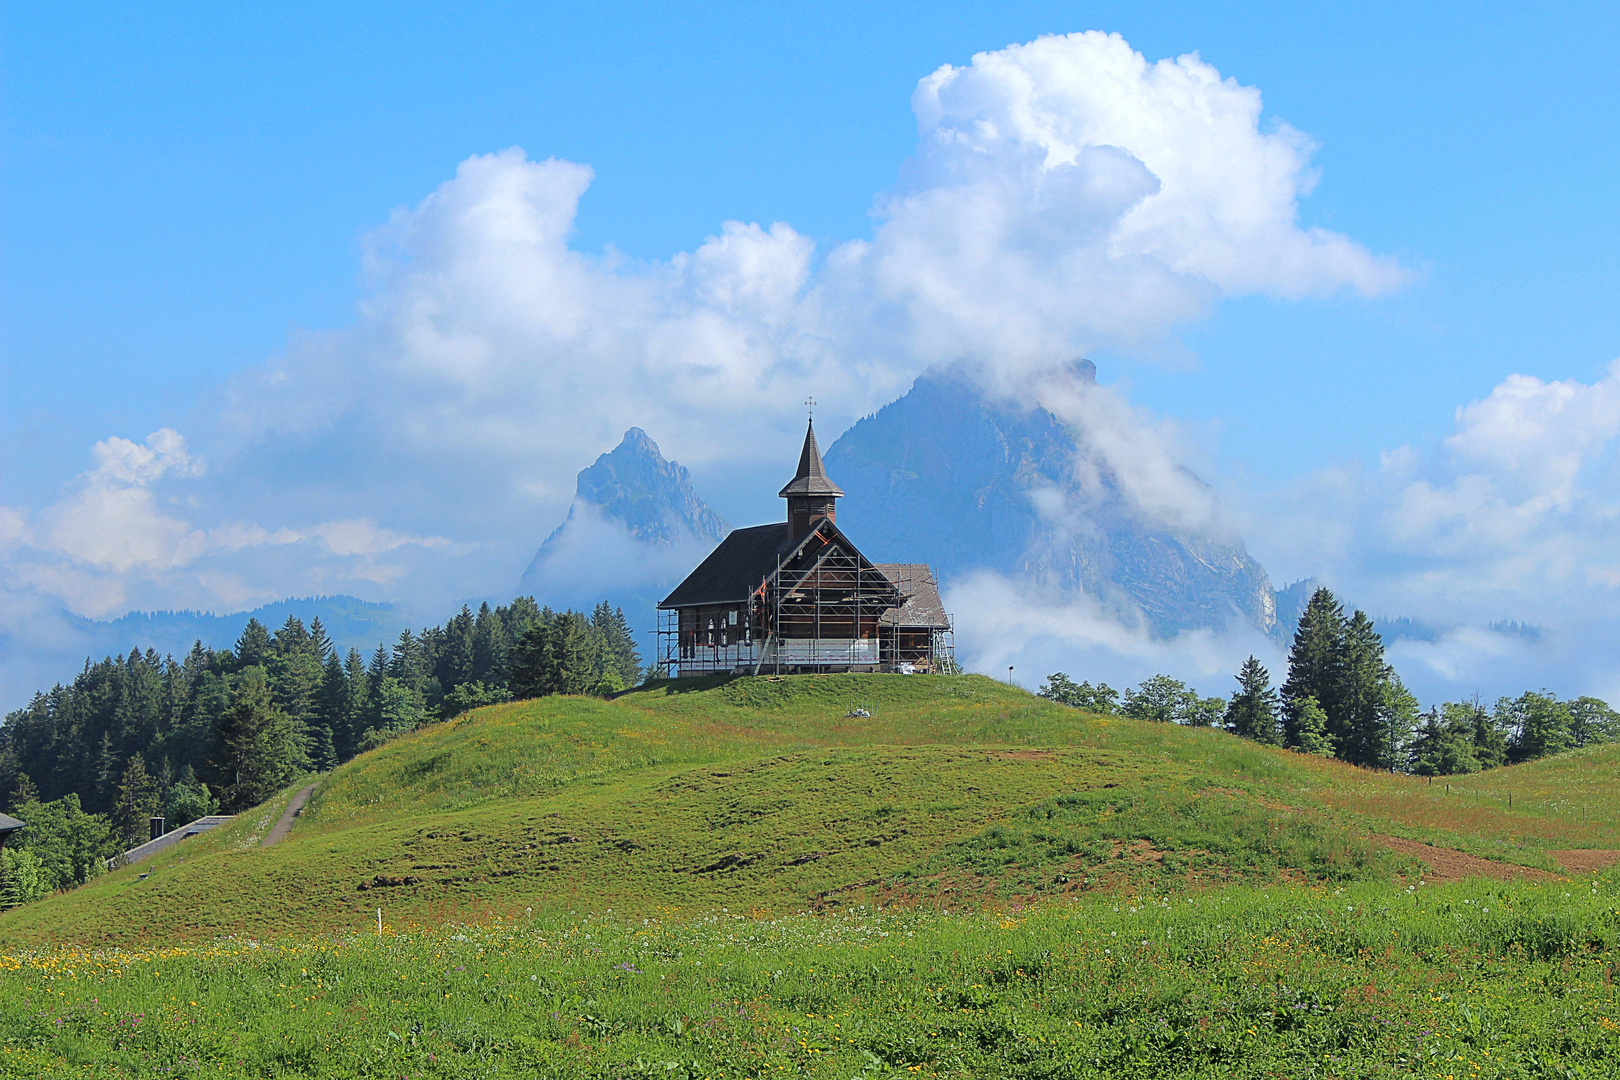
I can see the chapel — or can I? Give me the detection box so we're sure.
[657,417,952,675]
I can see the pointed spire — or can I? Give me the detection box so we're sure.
[778,418,844,498]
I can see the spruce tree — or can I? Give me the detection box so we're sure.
[209,670,310,812]
[439,606,476,691]
[550,613,594,696]
[1337,611,1392,767]
[111,756,163,850]
[337,648,369,762]
[234,619,273,669]
[1291,696,1335,757]
[306,617,333,663]
[470,603,506,684]
[1280,588,1347,742]
[1224,656,1281,744]
[271,616,310,658]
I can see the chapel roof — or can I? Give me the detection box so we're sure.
[778,419,844,499]
[659,523,793,608]
[875,564,951,629]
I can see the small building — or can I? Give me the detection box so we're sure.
[658,418,953,675]
[0,813,24,851]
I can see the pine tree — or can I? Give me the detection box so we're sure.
[1224,656,1281,744]
[209,670,310,812]
[235,619,273,669]
[111,756,163,850]
[1280,588,1347,743]
[306,617,333,663]
[1337,611,1392,767]
[1291,696,1335,757]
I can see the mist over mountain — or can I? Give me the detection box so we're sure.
[519,428,729,631]
[824,365,1279,638]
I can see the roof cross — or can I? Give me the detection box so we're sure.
[805,396,815,419]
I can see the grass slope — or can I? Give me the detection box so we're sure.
[3,674,1616,948]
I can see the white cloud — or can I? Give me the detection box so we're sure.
[0,428,449,619]
[859,31,1408,368]
[1254,359,1620,701]
[211,34,1394,560]
[946,569,1279,697]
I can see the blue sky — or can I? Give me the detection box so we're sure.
[4,2,1620,704]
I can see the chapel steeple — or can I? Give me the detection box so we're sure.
[779,416,843,541]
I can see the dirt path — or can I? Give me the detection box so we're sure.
[1549,849,1620,874]
[262,783,316,848]
[1373,835,1563,883]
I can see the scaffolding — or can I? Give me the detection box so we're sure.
[657,542,953,678]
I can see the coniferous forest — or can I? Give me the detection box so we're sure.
[1040,586,1620,773]
[0,598,640,904]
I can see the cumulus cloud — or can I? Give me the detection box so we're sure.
[211,32,1392,557]
[858,31,1408,368]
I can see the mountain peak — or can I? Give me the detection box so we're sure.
[824,365,1276,637]
[571,429,729,545]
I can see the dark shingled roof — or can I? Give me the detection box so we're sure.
[0,813,25,835]
[875,564,951,629]
[660,523,792,608]
[778,419,844,498]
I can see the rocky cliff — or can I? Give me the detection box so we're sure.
[824,365,1277,638]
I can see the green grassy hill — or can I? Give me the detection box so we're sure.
[4,673,1616,948]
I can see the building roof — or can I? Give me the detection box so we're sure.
[660,523,793,608]
[875,564,951,629]
[0,813,25,835]
[777,419,844,498]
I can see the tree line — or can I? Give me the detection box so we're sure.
[1039,586,1618,774]
[0,597,641,907]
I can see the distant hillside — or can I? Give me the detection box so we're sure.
[98,595,408,657]
[4,673,1612,948]
[826,365,1278,637]
[0,595,410,712]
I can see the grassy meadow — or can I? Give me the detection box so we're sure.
[2,673,1618,1075]
[2,876,1616,1077]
